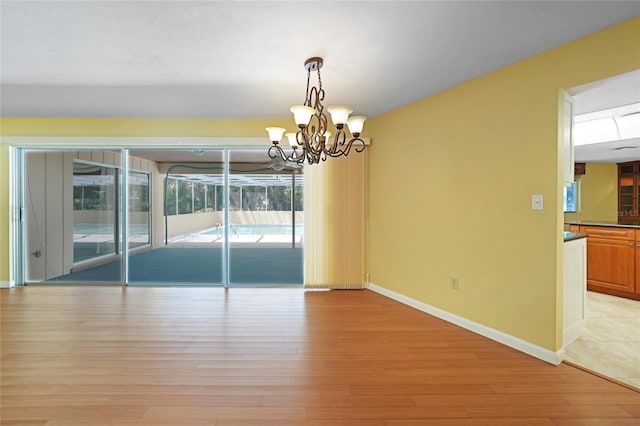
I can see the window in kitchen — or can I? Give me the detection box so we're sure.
[564,180,579,213]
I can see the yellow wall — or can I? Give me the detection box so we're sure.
[365,18,640,352]
[0,118,292,137]
[565,163,618,222]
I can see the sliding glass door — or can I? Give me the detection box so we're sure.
[126,148,225,285]
[228,150,304,285]
[19,147,303,286]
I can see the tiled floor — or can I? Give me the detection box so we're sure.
[564,291,640,389]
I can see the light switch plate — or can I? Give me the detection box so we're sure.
[532,194,544,210]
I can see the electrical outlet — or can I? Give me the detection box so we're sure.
[451,277,459,290]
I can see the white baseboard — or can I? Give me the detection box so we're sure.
[0,280,15,288]
[366,282,564,365]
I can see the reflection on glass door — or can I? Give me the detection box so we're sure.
[25,149,122,283]
[73,161,119,263]
[128,170,150,250]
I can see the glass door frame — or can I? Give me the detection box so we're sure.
[14,147,26,286]
[13,144,302,287]
[16,147,126,285]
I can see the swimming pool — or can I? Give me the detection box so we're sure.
[202,224,303,236]
[74,223,150,235]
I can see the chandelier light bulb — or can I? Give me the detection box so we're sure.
[327,105,353,127]
[290,105,315,128]
[323,131,333,147]
[286,132,299,148]
[347,116,367,136]
[266,127,286,144]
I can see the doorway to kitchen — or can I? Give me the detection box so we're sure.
[562,70,640,390]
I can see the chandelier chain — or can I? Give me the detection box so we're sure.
[305,69,311,106]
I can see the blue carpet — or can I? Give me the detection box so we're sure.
[49,247,303,285]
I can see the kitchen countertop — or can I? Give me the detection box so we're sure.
[565,220,640,229]
[563,232,587,242]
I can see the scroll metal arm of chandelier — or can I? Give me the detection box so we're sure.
[326,141,366,158]
[267,127,365,163]
[267,127,308,164]
[268,142,306,164]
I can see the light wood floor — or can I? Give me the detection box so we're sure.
[1,286,639,426]
[564,291,640,389]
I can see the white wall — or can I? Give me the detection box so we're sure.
[166,211,223,239]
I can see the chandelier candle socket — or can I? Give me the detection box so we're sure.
[267,57,367,165]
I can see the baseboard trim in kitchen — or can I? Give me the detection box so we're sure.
[366,282,564,365]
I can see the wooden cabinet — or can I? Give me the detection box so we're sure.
[618,161,640,223]
[636,239,640,296]
[585,236,635,293]
[578,225,640,300]
[580,226,634,240]
[635,230,640,293]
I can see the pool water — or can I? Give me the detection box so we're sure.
[203,224,303,236]
[74,223,149,235]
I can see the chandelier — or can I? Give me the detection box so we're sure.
[266,57,367,165]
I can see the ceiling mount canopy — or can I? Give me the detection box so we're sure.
[266,57,367,165]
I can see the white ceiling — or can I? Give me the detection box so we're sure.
[1,1,638,120]
[572,70,640,116]
[573,70,640,163]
